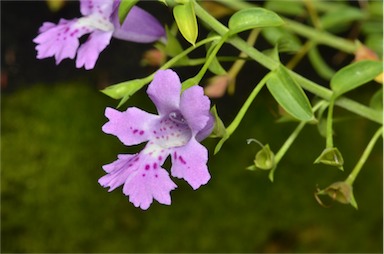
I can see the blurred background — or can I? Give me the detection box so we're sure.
[1,1,382,252]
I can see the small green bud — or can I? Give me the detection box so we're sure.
[173,1,198,45]
[315,181,358,209]
[314,147,344,170]
[247,139,276,170]
[255,144,275,170]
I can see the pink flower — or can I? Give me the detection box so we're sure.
[99,69,214,209]
[33,0,165,70]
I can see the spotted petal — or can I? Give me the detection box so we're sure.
[102,107,158,146]
[171,138,210,190]
[33,19,85,64]
[122,150,177,210]
[80,0,114,17]
[147,70,181,116]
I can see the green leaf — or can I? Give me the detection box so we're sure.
[163,26,185,57]
[173,1,198,45]
[261,27,302,53]
[118,0,139,24]
[331,60,383,97]
[369,89,383,111]
[264,0,306,17]
[266,66,314,121]
[320,6,365,32]
[101,79,147,100]
[365,34,383,56]
[228,7,284,35]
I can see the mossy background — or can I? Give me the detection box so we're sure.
[1,1,383,253]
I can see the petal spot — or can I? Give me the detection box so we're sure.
[179,156,187,165]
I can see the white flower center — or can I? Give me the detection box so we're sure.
[152,111,192,149]
[75,13,114,32]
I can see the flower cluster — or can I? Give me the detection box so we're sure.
[99,69,214,209]
[33,0,165,70]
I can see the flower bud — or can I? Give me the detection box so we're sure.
[315,181,358,209]
[255,144,275,170]
[141,49,166,67]
[247,139,276,170]
[314,147,344,170]
[204,75,232,98]
[173,1,198,45]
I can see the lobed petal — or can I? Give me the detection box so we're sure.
[99,154,138,192]
[111,6,166,43]
[102,107,159,146]
[123,166,177,210]
[33,19,87,65]
[122,145,177,210]
[171,138,211,190]
[180,85,211,134]
[76,30,113,70]
[147,70,181,116]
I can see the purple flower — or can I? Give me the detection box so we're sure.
[99,69,214,209]
[33,0,165,70]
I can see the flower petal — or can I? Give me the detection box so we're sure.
[111,6,166,43]
[123,166,177,210]
[195,113,215,142]
[102,107,159,146]
[76,30,113,70]
[171,138,210,190]
[99,154,138,191]
[80,0,114,17]
[33,19,85,64]
[180,85,211,134]
[122,147,177,210]
[147,69,181,116]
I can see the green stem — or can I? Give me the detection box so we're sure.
[195,34,230,83]
[227,29,260,94]
[275,121,307,164]
[269,100,327,181]
[214,72,270,154]
[194,2,382,124]
[326,96,336,148]
[213,0,357,53]
[269,121,306,182]
[345,126,383,185]
[183,56,248,66]
[226,73,270,134]
[283,19,357,53]
[161,35,220,70]
[181,34,230,90]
